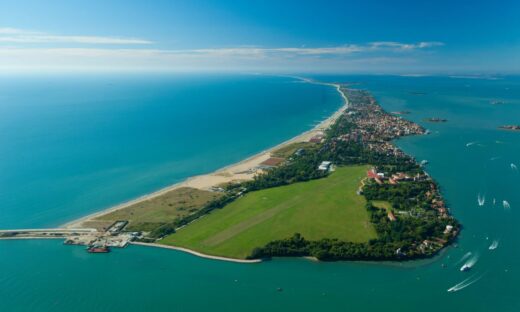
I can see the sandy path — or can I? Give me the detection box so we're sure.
[130,242,262,263]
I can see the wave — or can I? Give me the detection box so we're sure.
[466,142,477,147]
[512,163,518,172]
[489,240,499,250]
[490,156,502,161]
[447,273,485,293]
[503,200,511,211]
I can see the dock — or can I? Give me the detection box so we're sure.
[0,221,139,253]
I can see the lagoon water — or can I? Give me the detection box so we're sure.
[1,74,519,311]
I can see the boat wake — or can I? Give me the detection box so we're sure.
[447,273,485,293]
[511,163,518,172]
[466,142,477,147]
[503,200,511,211]
[478,194,486,206]
[456,252,472,265]
[460,254,479,272]
[489,240,499,250]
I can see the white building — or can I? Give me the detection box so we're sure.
[318,161,332,171]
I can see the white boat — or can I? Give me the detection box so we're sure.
[460,255,478,272]
[460,264,472,272]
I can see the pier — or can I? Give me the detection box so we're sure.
[0,222,138,252]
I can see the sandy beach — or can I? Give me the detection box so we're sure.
[64,78,349,229]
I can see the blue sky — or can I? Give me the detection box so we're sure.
[0,0,519,74]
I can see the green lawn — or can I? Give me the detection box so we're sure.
[372,200,393,211]
[160,165,377,259]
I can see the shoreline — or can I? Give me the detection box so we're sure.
[64,77,349,229]
[130,242,262,263]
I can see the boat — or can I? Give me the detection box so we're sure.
[87,245,110,253]
[489,240,499,250]
[460,255,478,272]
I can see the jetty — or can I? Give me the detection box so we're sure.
[0,222,140,252]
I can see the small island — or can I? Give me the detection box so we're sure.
[499,125,520,131]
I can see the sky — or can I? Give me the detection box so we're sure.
[0,0,519,74]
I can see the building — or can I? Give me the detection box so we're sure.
[318,161,332,171]
[258,157,285,169]
[309,133,325,143]
[367,168,377,179]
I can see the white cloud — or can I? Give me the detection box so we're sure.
[0,27,152,45]
[370,41,444,50]
[0,28,444,72]
[182,41,441,57]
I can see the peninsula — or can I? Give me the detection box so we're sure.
[1,81,459,262]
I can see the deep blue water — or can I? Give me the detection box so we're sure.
[1,74,519,311]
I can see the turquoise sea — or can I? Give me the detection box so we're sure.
[1,74,519,311]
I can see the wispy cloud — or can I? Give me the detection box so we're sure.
[0,27,445,72]
[0,27,152,45]
[183,41,443,57]
[370,41,444,50]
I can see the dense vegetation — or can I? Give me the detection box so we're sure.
[363,181,432,211]
[249,203,457,261]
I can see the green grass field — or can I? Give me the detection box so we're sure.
[160,165,377,259]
